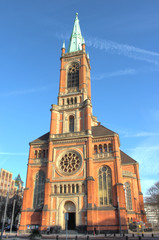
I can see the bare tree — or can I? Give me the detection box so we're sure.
[146,181,159,207]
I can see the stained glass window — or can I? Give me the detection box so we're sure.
[33,171,45,209]
[124,182,132,210]
[98,166,112,206]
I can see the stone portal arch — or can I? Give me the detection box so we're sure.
[58,200,78,230]
[64,201,76,212]
[64,201,76,230]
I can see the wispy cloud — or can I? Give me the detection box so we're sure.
[86,37,159,66]
[121,131,159,138]
[0,85,51,97]
[130,145,159,177]
[92,68,136,81]
[55,32,159,65]
[0,152,27,156]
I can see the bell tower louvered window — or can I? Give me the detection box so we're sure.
[67,63,79,88]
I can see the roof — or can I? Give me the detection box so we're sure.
[120,150,137,165]
[31,125,116,144]
[92,125,116,137]
[31,132,50,144]
[30,129,137,166]
[68,13,84,53]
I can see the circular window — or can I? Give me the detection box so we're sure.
[58,152,81,175]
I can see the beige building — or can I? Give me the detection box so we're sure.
[144,203,159,225]
[0,168,17,201]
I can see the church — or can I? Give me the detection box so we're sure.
[19,14,146,233]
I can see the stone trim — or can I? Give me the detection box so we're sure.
[92,137,114,142]
[122,170,136,179]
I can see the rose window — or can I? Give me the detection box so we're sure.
[59,152,81,174]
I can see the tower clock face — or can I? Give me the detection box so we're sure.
[58,152,81,175]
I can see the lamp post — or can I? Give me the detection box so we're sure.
[0,185,10,240]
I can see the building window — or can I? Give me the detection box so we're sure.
[72,184,75,193]
[34,150,37,159]
[104,144,107,152]
[108,143,113,152]
[38,150,41,158]
[43,150,45,158]
[94,145,98,154]
[99,144,102,153]
[98,166,112,206]
[69,115,74,132]
[124,182,132,210]
[67,63,79,88]
[33,171,45,209]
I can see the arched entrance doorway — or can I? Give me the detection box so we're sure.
[64,201,76,230]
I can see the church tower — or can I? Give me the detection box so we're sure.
[19,14,146,233]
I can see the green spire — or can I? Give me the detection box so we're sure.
[68,13,83,53]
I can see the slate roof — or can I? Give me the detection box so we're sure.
[92,125,116,137]
[31,132,50,144]
[120,150,137,165]
[30,129,136,165]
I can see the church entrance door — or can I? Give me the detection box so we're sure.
[64,201,76,230]
[68,212,76,230]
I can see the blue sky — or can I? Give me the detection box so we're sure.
[0,0,159,197]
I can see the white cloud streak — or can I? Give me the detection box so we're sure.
[0,86,50,97]
[130,145,159,176]
[86,37,159,65]
[0,152,27,156]
[56,32,159,65]
[122,131,159,138]
[92,68,136,80]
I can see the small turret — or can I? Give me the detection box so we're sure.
[62,40,65,54]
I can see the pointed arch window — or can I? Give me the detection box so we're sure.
[33,171,45,209]
[124,182,132,210]
[69,115,74,132]
[98,166,112,206]
[67,63,79,88]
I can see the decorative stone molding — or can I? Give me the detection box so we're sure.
[122,170,136,178]
[92,137,113,143]
[50,130,87,139]
[32,158,48,164]
[93,152,114,160]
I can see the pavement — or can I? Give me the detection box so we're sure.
[1,231,159,240]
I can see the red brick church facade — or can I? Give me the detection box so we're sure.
[19,14,146,233]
